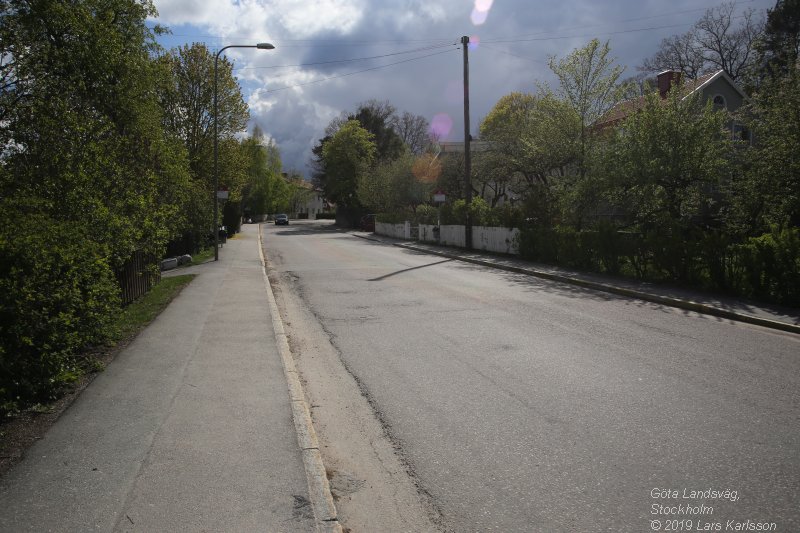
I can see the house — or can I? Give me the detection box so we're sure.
[287,177,332,219]
[595,69,750,141]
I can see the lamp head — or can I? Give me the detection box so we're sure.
[256,43,275,49]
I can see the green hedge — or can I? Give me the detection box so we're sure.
[518,224,800,306]
[0,220,120,416]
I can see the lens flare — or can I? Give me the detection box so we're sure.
[468,35,480,51]
[430,113,453,140]
[445,80,463,104]
[471,0,493,26]
[470,8,488,25]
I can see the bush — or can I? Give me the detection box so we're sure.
[414,204,439,225]
[728,227,800,305]
[0,220,120,416]
[315,212,336,220]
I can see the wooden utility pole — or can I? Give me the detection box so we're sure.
[461,35,473,250]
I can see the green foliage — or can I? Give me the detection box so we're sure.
[481,91,580,190]
[728,227,800,305]
[414,204,439,225]
[548,38,629,178]
[0,1,197,414]
[601,88,731,228]
[159,43,250,236]
[729,65,800,232]
[0,219,120,415]
[358,152,430,212]
[241,130,290,216]
[322,120,377,209]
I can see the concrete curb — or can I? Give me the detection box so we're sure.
[259,224,342,533]
[353,233,800,336]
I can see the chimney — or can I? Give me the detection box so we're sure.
[657,70,682,98]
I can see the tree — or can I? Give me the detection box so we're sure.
[640,2,763,84]
[727,64,800,233]
[241,127,290,217]
[159,43,249,234]
[348,100,404,162]
[358,152,430,212]
[321,120,376,210]
[0,0,191,412]
[480,91,580,191]
[601,90,730,231]
[548,39,628,177]
[640,31,706,80]
[395,111,432,154]
[758,0,800,80]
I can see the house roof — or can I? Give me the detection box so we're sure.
[594,69,742,130]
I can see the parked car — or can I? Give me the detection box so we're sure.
[274,214,289,225]
[359,214,376,232]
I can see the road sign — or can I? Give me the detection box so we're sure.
[217,187,229,200]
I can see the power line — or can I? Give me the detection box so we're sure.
[234,42,456,72]
[478,44,548,64]
[264,47,458,93]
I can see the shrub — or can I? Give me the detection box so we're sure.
[729,227,800,305]
[414,204,438,225]
[0,220,120,416]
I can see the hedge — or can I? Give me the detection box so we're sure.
[0,220,120,416]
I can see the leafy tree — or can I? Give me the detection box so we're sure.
[241,127,290,216]
[159,43,249,233]
[358,152,429,212]
[480,91,580,197]
[0,0,190,412]
[758,0,800,80]
[727,64,800,232]
[600,89,731,233]
[321,120,376,210]
[348,100,404,162]
[548,39,627,178]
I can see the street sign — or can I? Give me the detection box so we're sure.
[433,192,446,203]
[217,187,229,200]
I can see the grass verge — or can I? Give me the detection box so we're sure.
[187,247,215,266]
[111,274,195,342]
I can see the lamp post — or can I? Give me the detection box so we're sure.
[214,42,275,261]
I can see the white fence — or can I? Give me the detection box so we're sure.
[375,221,411,239]
[378,222,519,255]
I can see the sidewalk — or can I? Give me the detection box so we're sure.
[354,231,800,335]
[0,224,315,532]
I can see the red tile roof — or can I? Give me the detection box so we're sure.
[594,71,720,130]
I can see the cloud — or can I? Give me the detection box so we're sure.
[152,0,776,176]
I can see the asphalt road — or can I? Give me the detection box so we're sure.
[264,220,800,533]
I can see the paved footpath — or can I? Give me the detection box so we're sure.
[0,224,315,532]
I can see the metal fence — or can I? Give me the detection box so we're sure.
[116,251,160,305]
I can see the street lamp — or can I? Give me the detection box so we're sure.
[214,42,275,261]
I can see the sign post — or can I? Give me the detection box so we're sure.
[433,190,446,243]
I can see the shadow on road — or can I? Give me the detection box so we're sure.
[367,259,454,282]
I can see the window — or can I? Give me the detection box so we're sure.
[732,124,752,144]
[712,94,727,111]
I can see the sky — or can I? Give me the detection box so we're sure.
[148,0,776,177]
